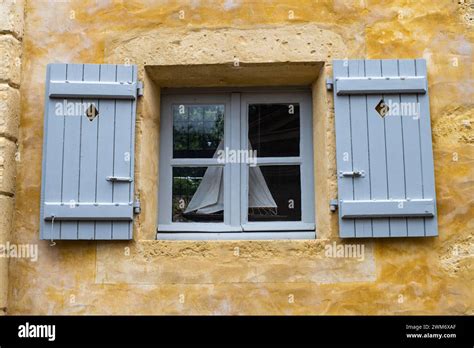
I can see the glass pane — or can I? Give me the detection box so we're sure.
[173,104,224,158]
[248,103,300,157]
[172,167,224,222]
[248,165,301,222]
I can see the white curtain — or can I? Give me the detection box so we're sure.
[184,141,277,214]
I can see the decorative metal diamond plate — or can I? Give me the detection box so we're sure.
[85,103,99,121]
[375,99,389,118]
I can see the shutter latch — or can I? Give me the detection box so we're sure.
[339,170,365,178]
[106,176,133,182]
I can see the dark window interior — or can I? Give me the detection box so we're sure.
[248,165,301,222]
[248,104,300,157]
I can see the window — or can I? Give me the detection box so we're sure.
[158,90,315,239]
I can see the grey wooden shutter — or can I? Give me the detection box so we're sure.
[332,59,437,238]
[40,63,140,240]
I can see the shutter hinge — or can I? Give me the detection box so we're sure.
[133,197,141,214]
[326,78,333,91]
[137,81,144,97]
[329,199,338,212]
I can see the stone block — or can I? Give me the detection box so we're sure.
[0,36,22,86]
[0,84,20,140]
[0,137,17,195]
[0,0,24,38]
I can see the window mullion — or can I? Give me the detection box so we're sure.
[227,92,242,229]
[239,94,248,227]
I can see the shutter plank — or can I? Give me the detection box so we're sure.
[60,64,84,240]
[381,60,408,237]
[112,65,134,240]
[42,64,67,240]
[416,59,438,236]
[78,64,100,239]
[95,64,116,239]
[399,59,425,236]
[348,60,372,237]
[333,60,356,237]
[365,60,390,237]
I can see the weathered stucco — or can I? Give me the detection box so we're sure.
[6,0,474,314]
[0,0,23,315]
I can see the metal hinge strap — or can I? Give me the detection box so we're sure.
[137,81,144,97]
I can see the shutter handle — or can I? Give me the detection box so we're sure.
[106,176,133,182]
[340,170,365,178]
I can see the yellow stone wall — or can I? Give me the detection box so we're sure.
[0,0,24,315]
[6,0,473,314]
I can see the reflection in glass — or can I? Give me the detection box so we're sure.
[172,167,224,222]
[173,104,224,158]
[248,165,301,222]
[248,104,300,157]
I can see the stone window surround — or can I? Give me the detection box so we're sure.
[134,61,335,241]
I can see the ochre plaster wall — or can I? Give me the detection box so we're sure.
[7,0,473,314]
[0,0,24,315]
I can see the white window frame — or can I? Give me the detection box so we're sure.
[157,89,315,240]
